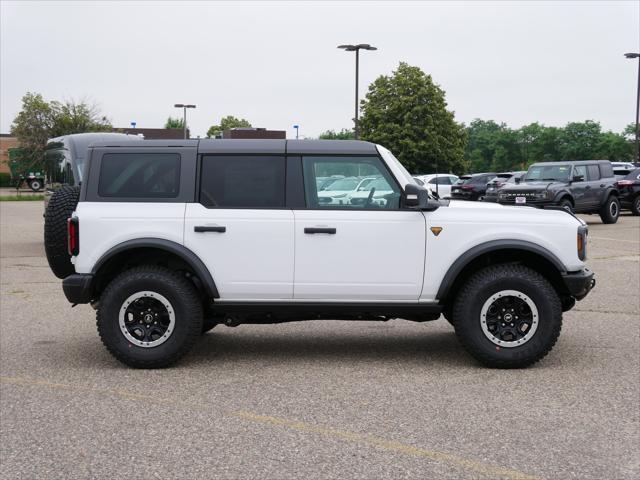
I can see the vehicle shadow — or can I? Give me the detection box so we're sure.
[185,325,470,368]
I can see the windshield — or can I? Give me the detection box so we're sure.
[322,178,358,191]
[525,165,571,182]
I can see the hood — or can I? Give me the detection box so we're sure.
[500,180,565,191]
[444,199,584,226]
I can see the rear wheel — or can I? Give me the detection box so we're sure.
[632,196,640,216]
[452,264,562,368]
[97,266,203,368]
[599,195,620,224]
[44,186,80,279]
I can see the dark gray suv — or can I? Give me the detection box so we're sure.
[498,160,620,224]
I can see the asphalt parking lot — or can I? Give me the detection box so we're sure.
[1,201,638,480]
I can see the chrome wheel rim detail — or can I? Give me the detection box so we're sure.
[609,201,618,218]
[480,290,539,348]
[119,291,175,348]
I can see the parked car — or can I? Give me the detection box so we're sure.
[498,160,620,223]
[348,177,399,207]
[316,177,361,205]
[483,172,525,202]
[315,175,344,191]
[52,140,595,370]
[616,168,640,215]
[416,174,459,198]
[450,173,497,201]
[414,174,459,198]
[611,162,636,171]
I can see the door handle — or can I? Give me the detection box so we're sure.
[600,184,605,188]
[304,227,336,234]
[585,186,591,190]
[194,226,226,233]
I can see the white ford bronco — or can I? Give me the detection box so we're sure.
[53,139,594,369]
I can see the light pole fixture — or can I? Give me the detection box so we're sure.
[174,103,196,139]
[293,124,299,139]
[338,43,377,139]
[625,52,640,162]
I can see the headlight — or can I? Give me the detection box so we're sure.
[577,225,588,260]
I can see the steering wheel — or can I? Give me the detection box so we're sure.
[364,188,376,208]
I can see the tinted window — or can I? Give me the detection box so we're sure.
[200,156,285,208]
[526,165,572,182]
[599,162,614,178]
[574,165,587,180]
[303,156,401,209]
[98,153,180,197]
[587,165,600,181]
[624,168,640,180]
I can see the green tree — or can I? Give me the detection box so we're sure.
[10,92,111,175]
[559,120,603,160]
[359,62,467,174]
[319,128,355,140]
[164,116,185,129]
[206,115,252,138]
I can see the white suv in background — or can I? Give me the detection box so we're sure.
[47,139,594,369]
[414,173,459,198]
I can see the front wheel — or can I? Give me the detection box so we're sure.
[558,198,573,213]
[599,195,620,224]
[97,266,203,368]
[452,264,562,368]
[28,179,42,191]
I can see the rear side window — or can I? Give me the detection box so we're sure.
[200,156,285,208]
[599,162,614,178]
[98,153,181,197]
[587,165,600,181]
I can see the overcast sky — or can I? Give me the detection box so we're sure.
[1,1,638,139]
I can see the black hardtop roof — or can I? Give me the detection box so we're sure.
[529,160,611,167]
[87,138,379,155]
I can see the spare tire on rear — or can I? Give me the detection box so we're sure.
[44,186,80,279]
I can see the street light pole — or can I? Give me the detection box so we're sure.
[293,124,299,139]
[174,103,196,139]
[625,53,640,162]
[338,44,377,139]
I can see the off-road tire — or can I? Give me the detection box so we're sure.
[97,266,203,368]
[631,196,640,216]
[44,186,80,279]
[599,195,620,224]
[452,264,562,368]
[28,179,42,192]
[559,198,573,213]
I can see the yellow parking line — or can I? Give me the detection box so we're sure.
[1,376,540,480]
[232,411,540,480]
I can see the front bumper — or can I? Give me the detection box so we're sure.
[62,274,94,304]
[561,268,595,301]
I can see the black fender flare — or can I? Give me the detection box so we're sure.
[552,190,573,204]
[436,240,566,301]
[92,238,219,298]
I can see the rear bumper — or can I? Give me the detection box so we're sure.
[62,274,94,304]
[561,268,595,301]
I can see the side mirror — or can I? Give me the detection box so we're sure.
[515,177,521,184]
[404,183,440,211]
[572,175,584,182]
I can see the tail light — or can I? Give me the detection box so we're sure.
[461,185,475,191]
[67,217,79,256]
[616,180,634,187]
